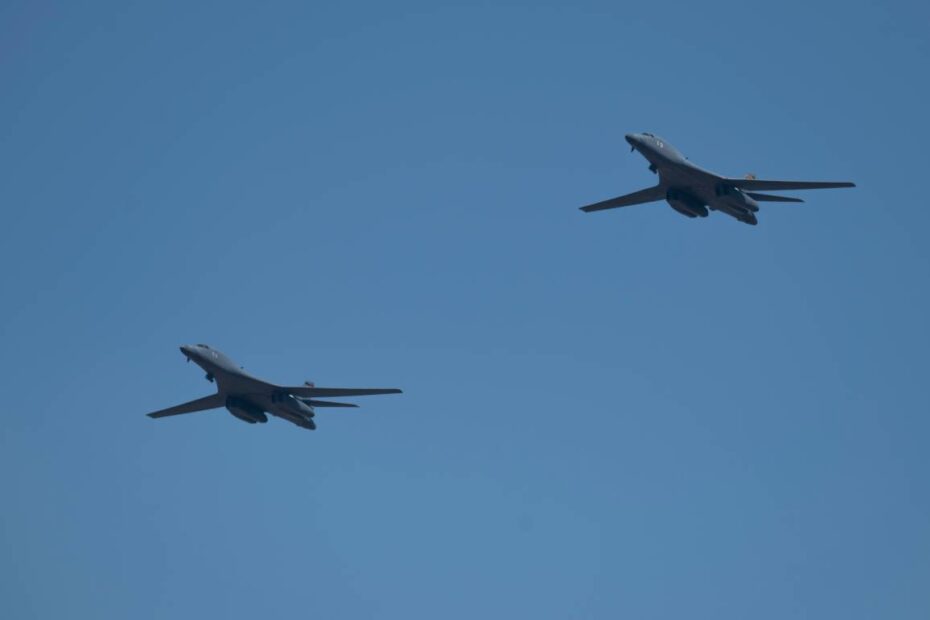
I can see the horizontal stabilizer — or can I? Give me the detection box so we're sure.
[580,185,665,212]
[746,192,804,203]
[146,393,225,418]
[285,386,402,398]
[302,399,360,408]
[726,178,855,191]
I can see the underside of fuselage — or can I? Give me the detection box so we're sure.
[660,169,760,226]
[224,392,317,429]
[197,363,314,429]
[663,189,759,225]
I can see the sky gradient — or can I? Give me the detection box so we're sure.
[1,1,929,618]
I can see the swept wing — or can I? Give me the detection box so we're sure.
[725,179,855,191]
[580,185,665,212]
[284,386,402,398]
[146,393,225,418]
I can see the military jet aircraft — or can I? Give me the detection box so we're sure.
[145,344,402,431]
[580,133,855,225]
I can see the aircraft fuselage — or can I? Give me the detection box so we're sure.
[180,344,316,429]
[626,133,760,225]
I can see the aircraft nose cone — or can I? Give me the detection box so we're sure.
[180,345,192,357]
[625,133,639,148]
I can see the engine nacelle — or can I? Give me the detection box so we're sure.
[286,397,315,418]
[271,391,315,418]
[225,397,268,424]
[714,183,759,212]
[272,406,317,430]
[666,189,708,218]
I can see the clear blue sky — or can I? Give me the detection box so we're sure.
[1,1,928,617]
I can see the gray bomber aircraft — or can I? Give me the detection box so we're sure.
[580,133,855,225]
[145,344,402,430]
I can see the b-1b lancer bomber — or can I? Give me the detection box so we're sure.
[580,133,855,225]
[145,344,402,431]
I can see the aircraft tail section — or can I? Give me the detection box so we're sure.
[301,399,359,408]
[746,192,804,203]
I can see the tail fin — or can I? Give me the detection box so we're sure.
[746,192,804,203]
[300,399,359,408]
